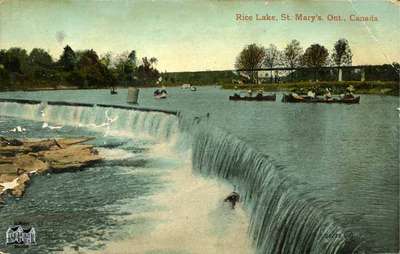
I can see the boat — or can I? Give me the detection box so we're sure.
[281,94,360,104]
[190,86,197,91]
[155,93,167,99]
[154,89,168,99]
[229,93,276,101]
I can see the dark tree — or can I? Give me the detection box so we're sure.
[28,48,53,67]
[283,40,303,81]
[283,40,303,69]
[128,50,137,66]
[235,43,266,83]
[264,44,281,82]
[332,39,352,66]
[4,47,28,73]
[27,48,54,80]
[59,45,76,71]
[302,44,329,80]
[137,57,160,85]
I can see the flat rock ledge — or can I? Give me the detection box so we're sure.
[0,137,102,201]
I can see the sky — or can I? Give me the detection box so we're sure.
[0,0,399,72]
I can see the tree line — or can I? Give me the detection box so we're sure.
[235,39,399,83]
[0,45,161,89]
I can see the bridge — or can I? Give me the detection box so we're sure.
[236,65,390,82]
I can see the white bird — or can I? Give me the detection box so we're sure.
[10,126,26,132]
[42,122,62,130]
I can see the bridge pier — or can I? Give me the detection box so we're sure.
[338,68,343,82]
[361,68,366,81]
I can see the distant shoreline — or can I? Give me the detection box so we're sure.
[0,81,398,96]
[221,81,399,96]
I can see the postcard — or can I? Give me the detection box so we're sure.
[0,0,399,253]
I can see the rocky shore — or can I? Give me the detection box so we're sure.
[0,137,101,201]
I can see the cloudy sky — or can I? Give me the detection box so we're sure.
[0,0,399,72]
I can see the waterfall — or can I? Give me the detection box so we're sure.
[192,125,361,254]
[0,101,362,254]
[0,101,179,141]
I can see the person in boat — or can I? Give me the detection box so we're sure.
[324,88,333,100]
[307,89,316,98]
[160,89,168,95]
[224,191,240,209]
[344,85,355,99]
[247,89,253,97]
[256,88,264,97]
[232,86,240,97]
[290,89,304,100]
[154,89,160,96]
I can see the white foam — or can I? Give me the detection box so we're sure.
[97,148,138,160]
[67,162,254,254]
[0,178,19,194]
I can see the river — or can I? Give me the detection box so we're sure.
[0,87,398,254]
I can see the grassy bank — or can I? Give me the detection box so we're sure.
[221,81,399,96]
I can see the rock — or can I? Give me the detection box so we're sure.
[0,145,32,156]
[0,136,101,200]
[14,154,49,173]
[11,174,30,197]
[38,145,101,172]
[0,137,23,146]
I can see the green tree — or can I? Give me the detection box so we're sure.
[5,47,28,73]
[283,40,303,68]
[128,50,137,66]
[75,49,113,87]
[264,44,281,82]
[235,43,266,84]
[331,39,352,66]
[28,48,53,67]
[100,52,113,68]
[28,48,54,80]
[59,45,76,71]
[283,40,303,81]
[302,44,329,80]
[114,51,136,86]
[137,57,160,85]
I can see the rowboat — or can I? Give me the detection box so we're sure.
[281,94,360,104]
[229,94,276,101]
[154,89,168,99]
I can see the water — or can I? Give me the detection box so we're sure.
[0,87,398,253]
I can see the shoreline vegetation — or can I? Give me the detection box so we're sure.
[220,81,399,96]
[0,137,101,203]
[0,40,399,96]
[0,81,397,96]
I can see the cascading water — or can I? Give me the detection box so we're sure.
[0,101,362,254]
[191,125,363,254]
[0,102,180,142]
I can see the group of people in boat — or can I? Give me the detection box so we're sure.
[232,87,266,98]
[154,88,168,99]
[290,85,356,101]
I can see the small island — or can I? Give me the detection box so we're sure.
[0,137,101,202]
